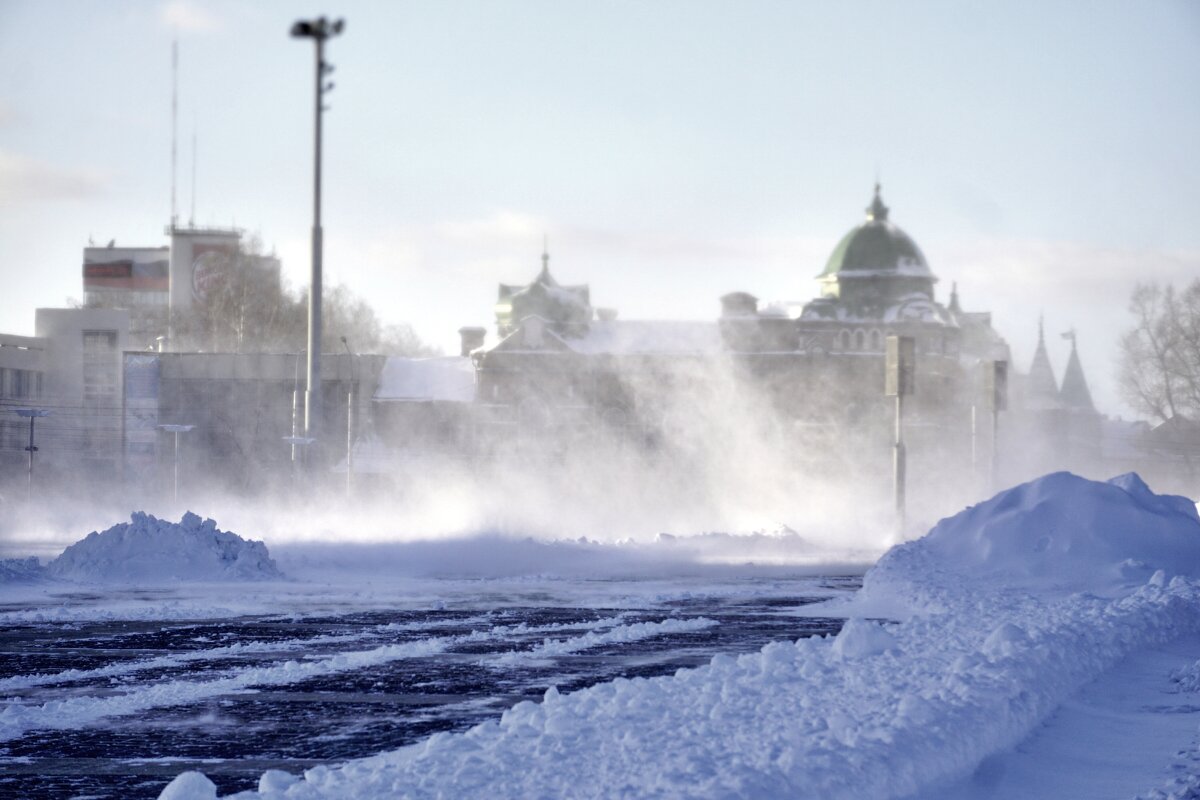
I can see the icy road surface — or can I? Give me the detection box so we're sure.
[0,576,856,799]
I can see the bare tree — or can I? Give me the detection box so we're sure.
[298,284,442,357]
[174,237,440,357]
[1119,280,1200,422]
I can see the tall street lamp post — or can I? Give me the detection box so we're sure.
[290,15,344,463]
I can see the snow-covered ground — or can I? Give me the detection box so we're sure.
[3,471,1199,799]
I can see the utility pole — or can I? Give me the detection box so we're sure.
[291,16,344,468]
[283,436,315,490]
[984,360,1008,492]
[159,424,194,504]
[14,409,49,501]
[885,336,915,532]
[341,336,355,497]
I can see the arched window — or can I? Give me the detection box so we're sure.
[853,329,865,351]
[870,330,882,351]
[838,330,851,351]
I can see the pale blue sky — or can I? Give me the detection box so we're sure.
[1,0,1198,416]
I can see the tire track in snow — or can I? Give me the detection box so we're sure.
[0,631,376,692]
[0,614,638,741]
[0,614,506,692]
[488,617,719,666]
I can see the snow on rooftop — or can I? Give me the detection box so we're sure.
[800,293,955,326]
[565,320,722,355]
[374,356,475,403]
[176,471,1200,800]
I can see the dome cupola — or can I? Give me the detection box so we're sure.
[817,184,937,305]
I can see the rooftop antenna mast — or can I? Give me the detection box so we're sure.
[170,37,178,229]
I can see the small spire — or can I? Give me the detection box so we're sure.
[948,281,962,314]
[1059,328,1094,411]
[866,182,889,222]
[536,235,554,284]
[1028,314,1059,405]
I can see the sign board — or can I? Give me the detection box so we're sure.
[885,335,915,397]
[84,261,133,279]
[83,248,169,291]
[984,360,1008,411]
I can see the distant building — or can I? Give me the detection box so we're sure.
[122,350,383,495]
[0,332,46,481]
[80,226,280,350]
[460,185,1127,513]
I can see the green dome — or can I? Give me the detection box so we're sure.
[819,186,933,280]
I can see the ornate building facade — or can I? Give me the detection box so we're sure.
[465,186,1028,512]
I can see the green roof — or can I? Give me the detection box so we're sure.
[818,186,932,280]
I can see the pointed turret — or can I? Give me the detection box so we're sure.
[948,282,962,315]
[1027,316,1060,408]
[1059,329,1095,412]
[494,242,591,338]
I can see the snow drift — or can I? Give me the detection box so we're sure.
[166,472,1200,800]
[47,511,282,583]
[859,470,1200,615]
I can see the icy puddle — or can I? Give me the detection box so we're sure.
[0,578,855,799]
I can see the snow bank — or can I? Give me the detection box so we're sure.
[47,512,282,583]
[198,472,1200,800]
[860,471,1200,614]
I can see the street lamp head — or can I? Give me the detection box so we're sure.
[291,17,345,40]
[13,408,50,418]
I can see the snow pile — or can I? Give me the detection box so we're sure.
[160,772,218,800]
[1170,659,1200,693]
[47,512,282,583]
[178,473,1200,799]
[860,471,1200,613]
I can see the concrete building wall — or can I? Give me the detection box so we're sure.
[126,351,386,497]
[34,307,130,477]
[168,227,242,313]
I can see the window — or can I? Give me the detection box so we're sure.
[870,330,882,351]
[837,330,850,351]
[853,329,865,350]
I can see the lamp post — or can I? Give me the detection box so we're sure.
[159,424,194,504]
[283,436,316,490]
[290,15,344,463]
[13,408,49,500]
[885,336,915,532]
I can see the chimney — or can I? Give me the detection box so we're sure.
[458,326,486,357]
